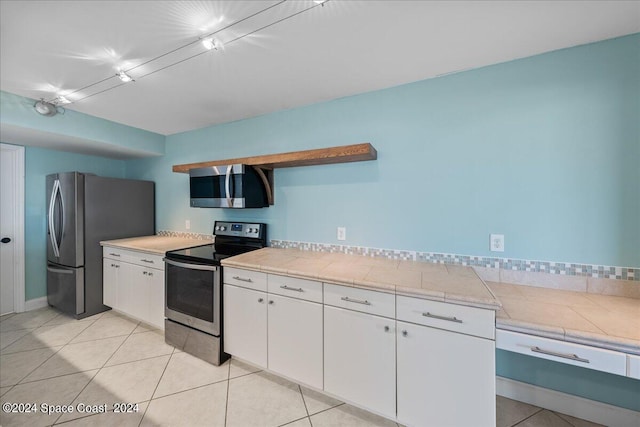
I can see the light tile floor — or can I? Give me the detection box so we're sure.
[0,307,604,427]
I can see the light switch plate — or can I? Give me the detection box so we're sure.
[337,227,346,241]
[490,234,504,252]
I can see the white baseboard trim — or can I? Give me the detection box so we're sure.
[24,297,48,311]
[497,376,640,427]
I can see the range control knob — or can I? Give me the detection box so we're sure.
[215,226,220,231]
[220,226,226,231]
[247,228,254,233]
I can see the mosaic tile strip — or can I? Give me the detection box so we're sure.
[270,239,639,281]
[157,230,214,240]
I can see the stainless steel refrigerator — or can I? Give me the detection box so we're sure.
[46,172,154,319]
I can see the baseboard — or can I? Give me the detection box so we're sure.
[496,376,640,427]
[24,296,48,311]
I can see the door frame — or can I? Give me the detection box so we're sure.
[1,143,25,313]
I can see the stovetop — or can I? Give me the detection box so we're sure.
[164,221,266,266]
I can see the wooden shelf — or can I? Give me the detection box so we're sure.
[172,143,377,173]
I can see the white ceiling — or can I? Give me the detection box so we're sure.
[1,1,639,136]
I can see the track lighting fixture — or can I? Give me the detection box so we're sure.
[202,37,222,50]
[117,70,133,82]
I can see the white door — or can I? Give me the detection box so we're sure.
[397,321,496,427]
[268,294,323,389]
[324,305,396,419]
[0,143,24,315]
[223,284,267,368]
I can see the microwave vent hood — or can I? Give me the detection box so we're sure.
[189,164,271,209]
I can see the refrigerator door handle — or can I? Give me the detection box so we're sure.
[46,265,74,275]
[48,179,61,258]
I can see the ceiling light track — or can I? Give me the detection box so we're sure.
[65,0,331,105]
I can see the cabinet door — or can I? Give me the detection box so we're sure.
[103,258,119,308]
[268,294,323,389]
[115,262,134,315]
[223,284,267,368]
[146,267,164,329]
[397,321,495,427]
[324,305,396,419]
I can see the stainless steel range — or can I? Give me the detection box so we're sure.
[163,221,267,365]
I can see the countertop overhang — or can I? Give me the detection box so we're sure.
[100,235,212,255]
[221,247,501,311]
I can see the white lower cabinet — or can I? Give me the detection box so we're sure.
[268,293,323,389]
[397,320,496,427]
[324,305,396,419]
[223,284,268,368]
[103,248,165,329]
[223,268,498,425]
[102,258,119,308]
[224,276,324,388]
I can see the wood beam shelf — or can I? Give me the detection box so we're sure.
[172,143,377,173]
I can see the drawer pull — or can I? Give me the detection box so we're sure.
[258,298,264,303]
[141,259,155,264]
[341,296,371,306]
[109,253,121,257]
[280,285,304,292]
[531,346,590,363]
[422,312,463,323]
[233,276,253,283]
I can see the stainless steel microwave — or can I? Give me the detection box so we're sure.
[189,164,269,208]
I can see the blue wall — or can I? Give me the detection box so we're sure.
[24,146,125,300]
[126,34,640,268]
[124,34,640,411]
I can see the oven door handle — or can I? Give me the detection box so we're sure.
[163,258,218,271]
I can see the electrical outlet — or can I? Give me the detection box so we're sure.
[337,227,346,241]
[490,234,504,252]
[185,220,191,230]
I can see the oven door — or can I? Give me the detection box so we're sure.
[164,258,220,336]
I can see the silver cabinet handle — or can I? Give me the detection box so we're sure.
[280,285,304,292]
[422,312,462,323]
[531,346,590,363]
[149,272,153,277]
[341,296,371,306]
[141,259,154,264]
[109,253,121,257]
[269,300,274,305]
[258,298,264,303]
[402,330,408,337]
[143,271,148,275]
[384,325,390,332]
[233,276,253,283]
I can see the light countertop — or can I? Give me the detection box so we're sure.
[489,282,640,355]
[100,235,212,255]
[221,247,501,310]
[221,247,639,355]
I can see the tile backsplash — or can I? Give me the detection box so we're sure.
[270,239,638,282]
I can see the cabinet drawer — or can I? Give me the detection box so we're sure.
[103,247,127,261]
[496,330,627,376]
[129,252,164,270]
[268,274,322,303]
[628,355,640,379]
[224,267,267,292]
[397,296,495,340]
[324,283,394,318]
[103,247,164,270]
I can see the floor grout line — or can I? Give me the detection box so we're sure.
[511,407,545,427]
[224,360,231,427]
[138,348,174,427]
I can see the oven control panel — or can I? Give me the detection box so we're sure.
[214,221,264,239]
